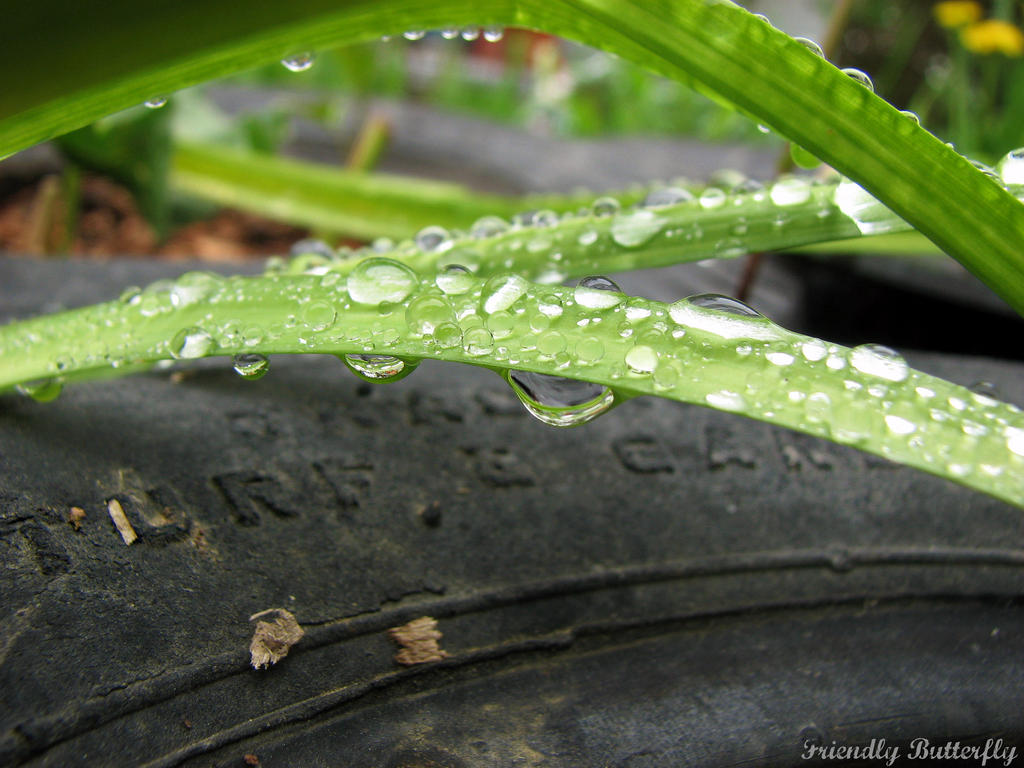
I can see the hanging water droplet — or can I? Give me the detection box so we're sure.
[171,327,215,359]
[841,67,874,90]
[756,124,771,135]
[233,353,269,380]
[790,143,821,169]
[506,370,613,427]
[347,258,418,306]
[849,344,909,382]
[460,27,481,41]
[470,215,509,239]
[415,225,453,253]
[639,187,694,209]
[699,187,727,209]
[440,27,460,40]
[480,274,529,314]
[281,52,315,72]
[996,148,1024,186]
[343,354,414,381]
[793,37,825,58]
[591,196,621,217]
[611,209,663,247]
[574,275,624,310]
[290,238,334,258]
[16,378,62,403]
[483,26,504,42]
[435,264,475,295]
[144,97,167,109]
[769,176,812,206]
[402,30,426,40]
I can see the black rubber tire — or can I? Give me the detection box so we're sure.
[1,257,1023,767]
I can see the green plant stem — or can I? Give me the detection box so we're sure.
[1,271,1021,507]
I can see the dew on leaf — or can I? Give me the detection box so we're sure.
[171,327,215,359]
[281,52,315,72]
[849,344,909,382]
[347,258,418,306]
[233,353,269,380]
[343,354,414,381]
[506,370,613,427]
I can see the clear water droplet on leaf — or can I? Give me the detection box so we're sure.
[233,353,269,380]
[347,258,418,306]
[506,370,613,427]
[281,52,315,72]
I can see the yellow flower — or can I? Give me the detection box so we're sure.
[961,19,1024,56]
[933,1,983,29]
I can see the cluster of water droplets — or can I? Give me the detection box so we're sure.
[396,27,504,43]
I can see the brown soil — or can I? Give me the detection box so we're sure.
[0,174,315,262]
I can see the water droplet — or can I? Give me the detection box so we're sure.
[347,258,418,306]
[884,414,916,435]
[699,187,727,209]
[849,344,909,382]
[16,378,62,402]
[290,238,334,258]
[506,370,613,427]
[415,225,453,253]
[639,187,694,208]
[403,30,426,41]
[433,322,463,348]
[899,110,921,125]
[997,148,1024,186]
[611,209,663,247]
[766,351,795,366]
[301,300,337,332]
[591,196,621,217]
[841,67,873,90]
[483,26,504,42]
[440,27,460,39]
[686,293,762,317]
[281,52,315,72]
[625,345,658,374]
[770,176,812,206]
[757,124,771,135]
[833,177,892,234]
[790,143,821,169]
[463,327,494,356]
[575,336,605,364]
[435,264,475,295]
[574,275,624,310]
[652,361,679,389]
[801,340,828,361]
[706,390,746,411]
[171,327,215,359]
[233,353,269,380]
[529,209,558,228]
[793,37,824,58]
[804,392,832,423]
[343,354,414,381]
[969,381,1001,405]
[1006,427,1024,457]
[144,97,167,109]
[480,274,528,314]
[470,215,509,239]
[461,27,481,41]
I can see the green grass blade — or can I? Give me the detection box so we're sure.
[3,1,1022,312]
[1,269,1021,507]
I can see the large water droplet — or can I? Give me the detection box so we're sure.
[461,27,481,41]
[699,187,727,209]
[169,271,220,308]
[506,370,614,427]
[769,176,812,206]
[403,30,426,40]
[483,26,504,42]
[233,353,269,380]
[440,27,460,40]
[281,52,315,72]
[435,264,475,295]
[625,345,658,374]
[16,378,62,403]
[171,327,215,359]
[343,354,415,381]
[144,97,167,109]
[833,177,892,234]
[480,274,529,314]
[794,37,825,58]
[415,225,453,253]
[347,258,418,305]
[574,275,624,310]
[997,148,1024,186]
[841,67,874,90]
[849,344,909,382]
[640,187,694,208]
[611,209,663,247]
[686,293,763,317]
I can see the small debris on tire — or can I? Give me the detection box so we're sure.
[389,616,449,666]
[249,608,304,670]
